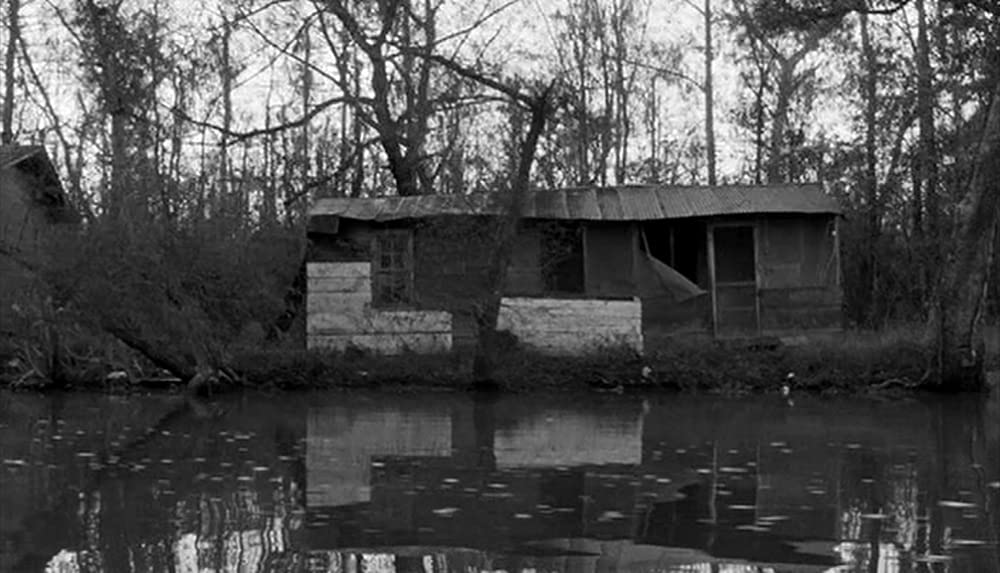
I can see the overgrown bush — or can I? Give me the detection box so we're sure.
[21,217,307,384]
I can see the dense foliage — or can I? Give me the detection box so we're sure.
[1,0,997,387]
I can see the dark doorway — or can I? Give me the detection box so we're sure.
[712,224,759,335]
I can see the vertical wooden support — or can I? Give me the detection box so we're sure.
[707,224,718,338]
[631,223,641,292]
[752,219,762,336]
[669,225,675,267]
[406,228,415,303]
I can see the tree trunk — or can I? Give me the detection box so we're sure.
[752,59,767,185]
[2,0,19,143]
[766,58,795,184]
[933,79,1000,391]
[300,18,312,210]
[916,0,941,311]
[860,11,880,326]
[219,15,233,216]
[473,90,553,382]
[704,0,717,186]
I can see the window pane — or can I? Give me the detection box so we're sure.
[714,226,756,283]
[373,230,413,305]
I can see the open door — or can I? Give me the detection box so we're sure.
[709,224,760,336]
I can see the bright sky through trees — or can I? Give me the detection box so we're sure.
[6,0,858,189]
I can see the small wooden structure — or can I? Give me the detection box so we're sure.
[306,184,842,355]
[0,146,77,349]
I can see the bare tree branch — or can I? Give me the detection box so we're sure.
[174,95,365,141]
[240,9,342,85]
[421,53,534,106]
[623,58,705,91]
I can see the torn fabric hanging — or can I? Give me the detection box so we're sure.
[639,229,706,301]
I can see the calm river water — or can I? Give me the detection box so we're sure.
[1,389,998,573]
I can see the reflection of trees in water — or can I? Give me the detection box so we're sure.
[6,392,1000,573]
[45,472,307,572]
[831,394,1000,573]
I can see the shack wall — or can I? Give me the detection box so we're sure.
[640,214,842,345]
[414,218,494,348]
[0,168,51,349]
[498,297,642,354]
[308,218,643,354]
[306,261,452,354]
[584,223,635,298]
[757,215,842,332]
[306,212,843,354]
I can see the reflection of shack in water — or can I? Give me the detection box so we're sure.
[304,396,656,549]
[306,398,454,507]
[303,394,1000,572]
[302,396,842,572]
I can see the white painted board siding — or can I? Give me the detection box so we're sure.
[498,297,643,354]
[307,309,451,334]
[306,404,452,507]
[494,408,644,468]
[306,262,453,354]
[306,262,371,278]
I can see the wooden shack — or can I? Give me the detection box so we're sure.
[0,145,76,352]
[306,184,842,355]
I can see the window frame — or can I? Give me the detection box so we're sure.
[539,221,586,296]
[371,229,415,308]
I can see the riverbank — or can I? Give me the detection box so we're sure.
[232,332,934,395]
[4,327,997,395]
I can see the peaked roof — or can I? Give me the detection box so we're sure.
[310,183,840,222]
[1,144,77,223]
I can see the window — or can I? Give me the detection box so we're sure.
[372,230,413,306]
[541,222,585,294]
[713,225,756,284]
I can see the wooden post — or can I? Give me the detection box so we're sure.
[631,223,641,293]
[707,224,718,338]
[669,225,675,267]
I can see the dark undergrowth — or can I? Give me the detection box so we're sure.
[230,329,961,396]
[4,326,996,396]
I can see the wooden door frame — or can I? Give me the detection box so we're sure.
[707,221,762,337]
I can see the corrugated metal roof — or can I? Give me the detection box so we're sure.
[309,183,840,222]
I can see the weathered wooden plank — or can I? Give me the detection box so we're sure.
[497,315,641,334]
[307,292,372,313]
[761,264,801,289]
[501,296,639,308]
[759,287,841,307]
[307,275,371,294]
[308,310,452,335]
[509,331,643,354]
[307,332,452,354]
[307,262,371,279]
[498,297,643,354]
[500,297,641,318]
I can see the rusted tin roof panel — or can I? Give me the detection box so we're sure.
[309,184,840,222]
[531,188,564,218]
[572,188,603,219]
[592,188,623,220]
[619,186,664,220]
